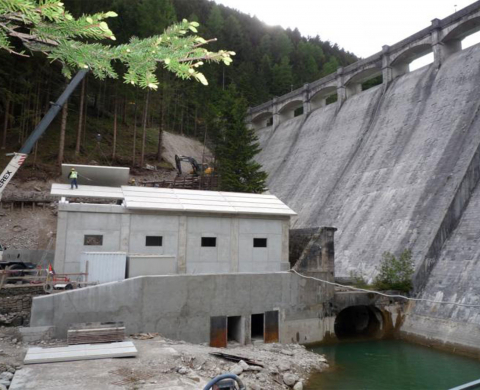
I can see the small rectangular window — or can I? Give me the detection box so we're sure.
[146,236,163,246]
[253,238,267,248]
[202,237,217,247]
[84,235,103,246]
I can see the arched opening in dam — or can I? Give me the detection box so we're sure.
[334,305,384,340]
[391,43,433,76]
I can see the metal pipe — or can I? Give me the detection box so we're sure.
[203,373,246,390]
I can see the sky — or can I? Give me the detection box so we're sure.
[213,0,476,58]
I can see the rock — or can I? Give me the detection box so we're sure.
[239,360,249,370]
[281,349,294,356]
[230,364,243,375]
[0,379,10,387]
[247,365,262,371]
[0,372,13,380]
[11,338,17,344]
[0,384,7,390]
[256,374,266,383]
[176,366,188,375]
[278,361,291,372]
[248,384,260,390]
[283,373,298,386]
[294,381,304,390]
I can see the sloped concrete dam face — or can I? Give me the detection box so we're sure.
[257,44,480,351]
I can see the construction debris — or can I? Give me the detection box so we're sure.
[209,351,264,367]
[67,322,125,345]
[24,341,137,364]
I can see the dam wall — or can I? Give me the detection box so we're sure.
[257,42,480,282]
[253,19,480,352]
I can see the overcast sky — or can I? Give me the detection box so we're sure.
[213,0,475,58]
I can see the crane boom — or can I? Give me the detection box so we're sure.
[0,70,88,200]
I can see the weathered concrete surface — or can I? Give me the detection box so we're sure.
[257,43,480,282]
[401,181,480,357]
[30,272,334,344]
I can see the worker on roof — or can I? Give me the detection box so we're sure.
[68,167,78,190]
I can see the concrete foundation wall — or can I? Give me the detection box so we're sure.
[54,204,290,276]
[30,272,333,344]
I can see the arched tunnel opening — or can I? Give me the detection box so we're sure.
[334,305,384,340]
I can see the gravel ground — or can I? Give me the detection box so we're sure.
[0,328,327,390]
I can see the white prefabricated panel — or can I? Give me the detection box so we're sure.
[127,255,177,277]
[62,164,130,187]
[80,252,127,284]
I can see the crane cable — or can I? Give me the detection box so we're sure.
[290,269,480,308]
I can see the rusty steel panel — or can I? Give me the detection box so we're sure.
[264,311,279,343]
[210,316,227,348]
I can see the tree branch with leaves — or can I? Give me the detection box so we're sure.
[0,0,234,88]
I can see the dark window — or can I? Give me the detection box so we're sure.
[146,236,163,246]
[251,313,264,341]
[294,106,304,117]
[253,238,267,248]
[84,235,103,246]
[202,237,217,247]
[266,117,273,127]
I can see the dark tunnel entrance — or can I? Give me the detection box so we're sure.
[334,305,383,340]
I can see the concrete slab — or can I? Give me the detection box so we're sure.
[51,183,124,199]
[24,341,137,364]
[61,164,129,187]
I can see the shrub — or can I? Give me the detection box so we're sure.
[373,249,415,292]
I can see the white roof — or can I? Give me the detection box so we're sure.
[50,184,296,217]
[51,184,123,199]
[121,186,296,216]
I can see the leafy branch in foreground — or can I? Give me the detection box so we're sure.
[0,0,235,88]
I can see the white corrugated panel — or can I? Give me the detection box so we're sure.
[80,252,127,284]
[121,186,296,216]
[51,184,123,199]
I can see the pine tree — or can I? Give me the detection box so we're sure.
[0,0,235,89]
[215,86,267,194]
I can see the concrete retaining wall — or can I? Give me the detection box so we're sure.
[30,272,334,344]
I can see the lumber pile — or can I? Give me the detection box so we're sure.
[67,322,125,345]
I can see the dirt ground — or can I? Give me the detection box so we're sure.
[0,327,327,390]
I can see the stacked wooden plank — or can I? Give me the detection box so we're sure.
[24,341,137,364]
[67,322,125,345]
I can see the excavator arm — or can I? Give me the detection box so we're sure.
[0,70,88,201]
[175,154,201,175]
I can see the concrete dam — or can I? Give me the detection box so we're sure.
[250,2,480,354]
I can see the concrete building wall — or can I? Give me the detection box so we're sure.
[128,214,180,256]
[54,204,290,276]
[30,272,334,344]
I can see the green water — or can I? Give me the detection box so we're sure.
[307,340,480,390]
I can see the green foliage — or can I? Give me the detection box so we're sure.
[349,270,370,289]
[0,0,234,88]
[374,249,415,292]
[214,86,268,194]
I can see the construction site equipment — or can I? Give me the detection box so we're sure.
[203,374,246,390]
[0,70,88,201]
[175,154,213,176]
[0,265,93,292]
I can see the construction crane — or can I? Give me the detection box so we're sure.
[0,70,88,201]
[175,154,212,176]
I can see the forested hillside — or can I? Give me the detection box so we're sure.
[0,0,357,171]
